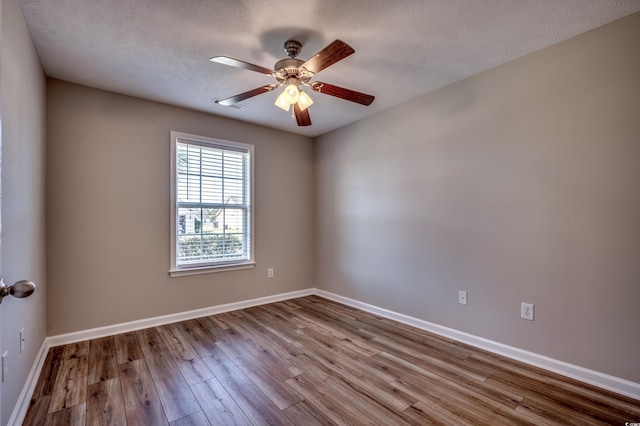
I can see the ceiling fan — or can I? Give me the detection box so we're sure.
[210,39,375,126]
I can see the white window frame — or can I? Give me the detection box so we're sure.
[169,131,255,277]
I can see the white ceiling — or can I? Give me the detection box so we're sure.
[21,0,640,137]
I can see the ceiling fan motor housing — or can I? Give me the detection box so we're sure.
[274,57,312,83]
[274,40,314,84]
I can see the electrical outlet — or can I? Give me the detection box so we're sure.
[458,291,468,305]
[521,302,534,320]
[20,328,25,353]
[2,351,8,382]
[267,267,274,278]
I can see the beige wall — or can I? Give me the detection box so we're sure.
[316,13,640,383]
[0,0,47,422]
[46,80,314,335]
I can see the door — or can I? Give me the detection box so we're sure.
[0,10,4,415]
[0,3,4,415]
[0,29,4,419]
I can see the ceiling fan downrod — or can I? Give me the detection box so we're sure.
[284,40,302,58]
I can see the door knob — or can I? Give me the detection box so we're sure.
[0,279,36,303]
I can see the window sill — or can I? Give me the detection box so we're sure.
[169,261,256,277]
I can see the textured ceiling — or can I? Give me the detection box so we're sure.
[21,0,640,137]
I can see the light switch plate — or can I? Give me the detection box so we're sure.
[2,351,8,382]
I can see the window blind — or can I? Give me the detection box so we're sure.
[175,138,251,267]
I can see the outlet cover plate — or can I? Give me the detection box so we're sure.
[458,291,468,305]
[521,302,534,320]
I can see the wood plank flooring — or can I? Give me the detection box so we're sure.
[24,295,640,425]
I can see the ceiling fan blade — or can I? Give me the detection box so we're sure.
[293,103,312,126]
[215,84,277,106]
[301,40,355,74]
[310,82,375,106]
[210,56,274,75]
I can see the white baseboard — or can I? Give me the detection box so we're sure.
[8,340,50,426]
[315,289,640,401]
[11,286,639,425]
[46,288,314,347]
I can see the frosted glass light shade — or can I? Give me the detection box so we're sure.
[274,91,290,111]
[298,90,314,111]
[283,83,300,104]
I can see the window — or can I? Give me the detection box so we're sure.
[170,131,254,276]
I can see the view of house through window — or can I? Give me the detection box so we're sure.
[171,132,253,271]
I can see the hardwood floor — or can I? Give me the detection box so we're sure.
[24,295,640,425]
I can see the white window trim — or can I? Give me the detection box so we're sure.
[169,131,255,276]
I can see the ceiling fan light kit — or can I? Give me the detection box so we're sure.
[274,82,314,112]
[210,39,374,126]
